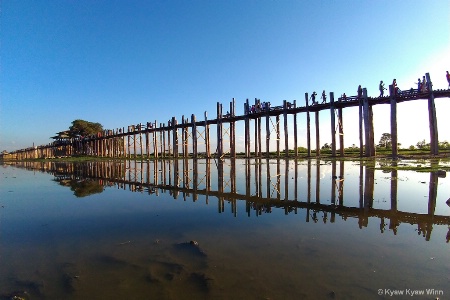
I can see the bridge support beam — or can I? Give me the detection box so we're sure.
[389,85,398,159]
[305,93,311,157]
[330,92,336,156]
[363,88,375,157]
[426,73,439,155]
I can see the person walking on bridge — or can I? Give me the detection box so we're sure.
[310,91,317,105]
[379,81,386,97]
[417,78,422,93]
[446,71,450,89]
[321,90,327,104]
[421,75,427,92]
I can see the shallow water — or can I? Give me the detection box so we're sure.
[0,159,449,299]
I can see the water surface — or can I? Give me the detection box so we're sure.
[0,159,449,299]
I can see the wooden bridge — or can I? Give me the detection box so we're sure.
[4,72,450,160]
[6,159,450,242]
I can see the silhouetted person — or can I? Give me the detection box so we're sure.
[321,90,327,104]
[421,75,427,92]
[392,79,398,95]
[417,78,421,93]
[310,91,317,105]
[446,71,450,89]
[357,85,362,99]
[379,80,386,97]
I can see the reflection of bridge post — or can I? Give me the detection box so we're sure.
[193,158,198,201]
[266,159,270,198]
[218,159,224,213]
[259,158,263,198]
[306,159,311,222]
[331,161,336,205]
[427,167,439,241]
[277,158,281,201]
[358,161,364,228]
[284,159,289,215]
[231,159,237,217]
[338,160,344,206]
[206,159,211,204]
[246,158,251,216]
[183,159,189,200]
[363,163,375,227]
[173,159,179,199]
[331,161,336,222]
[315,160,320,203]
[294,159,298,202]
[390,164,399,234]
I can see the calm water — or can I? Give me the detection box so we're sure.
[0,159,449,299]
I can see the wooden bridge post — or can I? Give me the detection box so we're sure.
[160,123,164,158]
[283,100,289,157]
[154,121,159,159]
[183,116,188,158]
[217,102,223,157]
[363,88,375,157]
[133,125,137,159]
[293,100,298,157]
[426,73,439,155]
[181,116,185,158]
[359,94,364,157]
[338,108,344,156]
[192,114,197,159]
[172,117,178,159]
[254,99,258,157]
[305,93,311,157]
[276,114,280,156]
[205,112,210,158]
[244,100,249,157]
[137,126,142,158]
[231,99,236,158]
[265,102,270,158]
[257,100,262,158]
[330,92,336,156]
[145,125,150,158]
[389,85,398,159]
[167,121,171,157]
[315,111,320,157]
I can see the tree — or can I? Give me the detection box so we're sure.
[416,139,427,149]
[378,133,392,148]
[69,119,103,138]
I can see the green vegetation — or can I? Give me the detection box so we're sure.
[52,119,103,139]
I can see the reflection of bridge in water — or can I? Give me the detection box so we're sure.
[7,159,450,242]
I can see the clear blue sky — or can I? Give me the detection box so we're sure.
[1,0,449,153]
